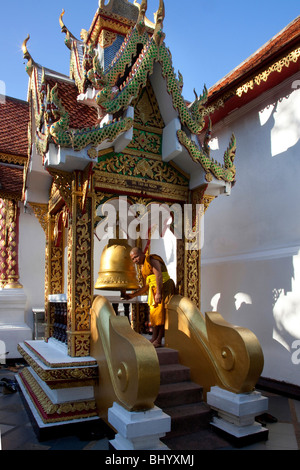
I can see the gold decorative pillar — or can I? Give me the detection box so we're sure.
[0,198,7,288]
[67,171,94,357]
[180,188,216,309]
[0,198,22,289]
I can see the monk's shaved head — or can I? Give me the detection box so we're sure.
[130,247,143,256]
[130,246,145,265]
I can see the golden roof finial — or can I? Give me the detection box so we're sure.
[22,35,34,76]
[134,0,155,29]
[59,9,67,33]
[22,34,31,60]
[59,9,78,49]
[135,0,147,34]
[153,0,165,45]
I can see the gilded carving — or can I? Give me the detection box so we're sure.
[17,345,97,388]
[19,368,97,423]
[95,153,188,186]
[99,30,118,49]
[29,203,48,233]
[185,248,201,309]
[166,296,264,396]
[0,153,27,166]
[48,215,64,295]
[127,128,161,156]
[90,296,160,417]
[132,81,164,131]
[48,169,73,213]
[0,198,22,288]
[236,47,300,97]
[177,129,236,183]
[67,186,94,357]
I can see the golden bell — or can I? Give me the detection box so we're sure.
[95,239,139,293]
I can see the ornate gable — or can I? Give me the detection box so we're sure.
[23,0,237,192]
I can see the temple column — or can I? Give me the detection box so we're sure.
[0,198,7,288]
[0,198,31,358]
[178,190,215,309]
[0,198,22,288]
[16,178,99,435]
[67,172,94,357]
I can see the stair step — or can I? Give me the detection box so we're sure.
[161,428,231,451]
[160,363,191,384]
[163,403,212,438]
[155,346,215,446]
[156,347,179,365]
[155,381,203,408]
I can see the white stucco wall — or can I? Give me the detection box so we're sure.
[18,205,46,331]
[201,72,300,387]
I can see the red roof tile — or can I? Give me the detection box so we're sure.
[0,164,24,195]
[0,97,29,158]
[46,77,99,129]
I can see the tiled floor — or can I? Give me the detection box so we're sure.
[1,363,300,451]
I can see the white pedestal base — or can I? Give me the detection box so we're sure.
[108,402,171,450]
[0,288,31,360]
[207,386,269,447]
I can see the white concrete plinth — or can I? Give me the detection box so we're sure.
[108,402,171,450]
[207,386,269,442]
[0,288,31,359]
[211,416,265,438]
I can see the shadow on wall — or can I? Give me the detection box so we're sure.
[259,81,300,157]
[272,250,300,362]
[203,249,300,380]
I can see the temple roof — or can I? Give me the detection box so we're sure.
[24,1,212,159]
[45,76,99,130]
[22,2,298,193]
[0,97,29,160]
[17,3,300,201]
[0,165,24,200]
[206,15,300,125]
[0,97,29,201]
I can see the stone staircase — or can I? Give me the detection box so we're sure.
[154,347,214,449]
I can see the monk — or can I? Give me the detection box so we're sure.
[124,247,175,348]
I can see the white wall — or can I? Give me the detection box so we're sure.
[18,205,46,330]
[201,73,300,387]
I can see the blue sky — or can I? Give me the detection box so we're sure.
[0,0,299,103]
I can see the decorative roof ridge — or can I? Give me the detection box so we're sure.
[22,35,74,85]
[177,129,236,184]
[42,67,74,84]
[96,35,208,136]
[33,78,133,155]
[208,15,300,101]
[65,2,162,98]
[0,152,28,163]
